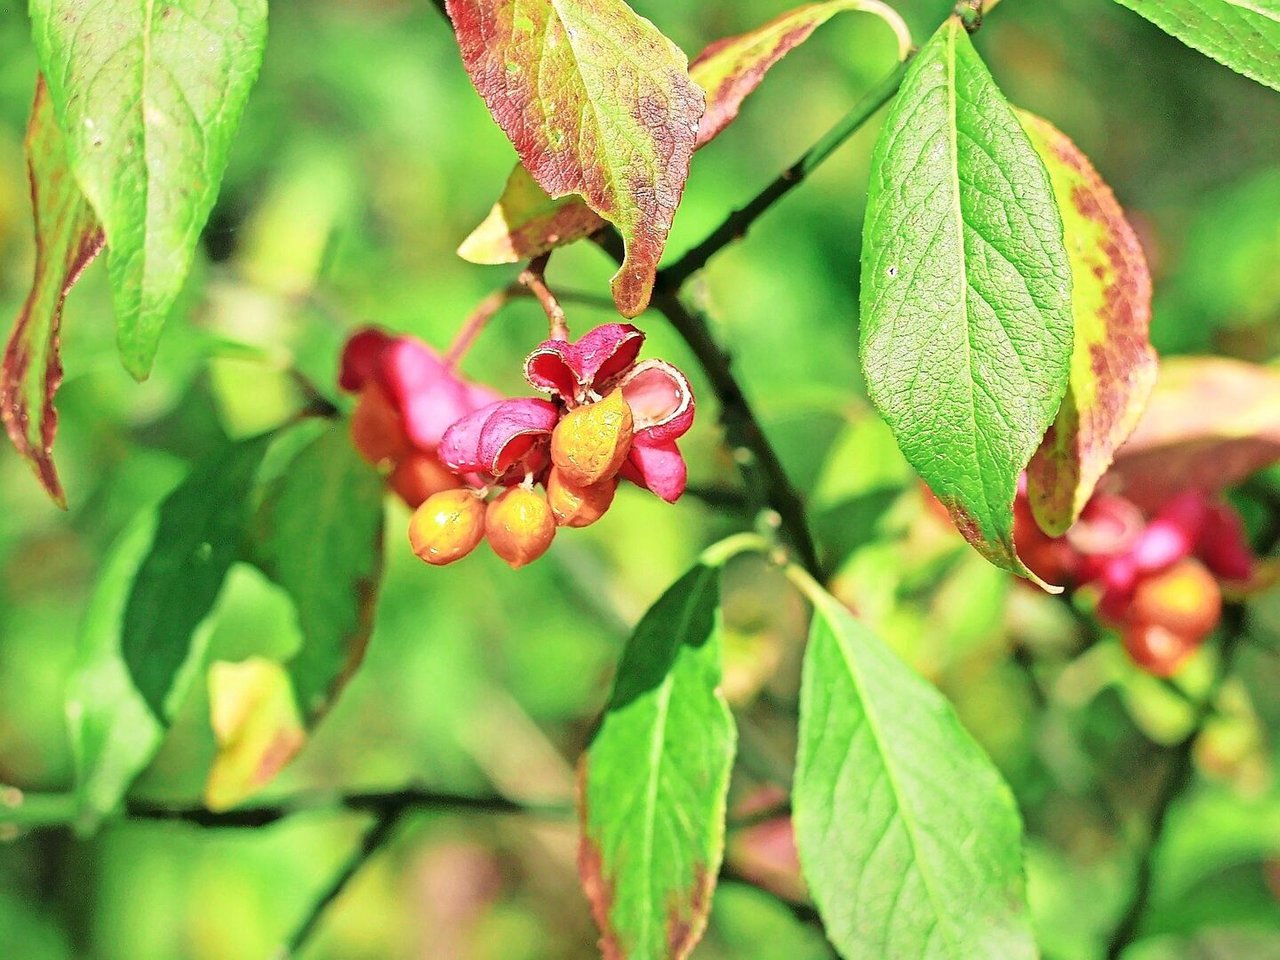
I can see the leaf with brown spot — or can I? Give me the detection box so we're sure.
[578,564,735,960]
[1,77,104,507]
[444,0,704,316]
[457,0,906,269]
[1108,356,1280,510]
[1020,111,1157,536]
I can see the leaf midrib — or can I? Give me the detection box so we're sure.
[943,20,994,528]
[630,566,714,953]
[816,594,963,956]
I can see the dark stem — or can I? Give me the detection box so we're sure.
[124,784,817,952]
[124,787,574,828]
[661,58,911,289]
[278,807,406,959]
[446,282,521,367]
[1103,604,1248,960]
[598,230,820,573]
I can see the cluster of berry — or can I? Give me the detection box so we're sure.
[339,323,694,568]
[1015,488,1256,675]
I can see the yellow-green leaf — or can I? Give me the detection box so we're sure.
[248,421,386,720]
[579,564,734,960]
[457,164,607,266]
[1021,111,1158,535]
[1110,0,1280,92]
[204,657,306,812]
[792,576,1036,959]
[858,18,1073,586]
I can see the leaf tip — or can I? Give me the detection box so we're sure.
[119,348,154,384]
[457,206,520,265]
[609,266,653,319]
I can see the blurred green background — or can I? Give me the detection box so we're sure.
[1,0,1279,957]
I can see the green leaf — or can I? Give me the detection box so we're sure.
[579,564,735,960]
[1109,356,1280,510]
[457,0,907,268]
[858,17,1073,583]
[792,578,1035,959]
[28,0,269,379]
[249,421,386,719]
[66,511,166,833]
[1,76,104,507]
[1020,111,1157,535]
[444,0,703,316]
[122,434,272,719]
[1110,0,1280,92]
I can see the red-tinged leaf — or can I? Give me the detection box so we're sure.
[1108,356,1280,510]
[1020,112,1158,536]
[1,77,104,507]
[690,0,910,149]
[457,0,908,268]
[445,0,704,317]
[579,564,734,960]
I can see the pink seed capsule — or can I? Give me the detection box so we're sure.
[1198,501,1254,582]
[1132,491,1210,573]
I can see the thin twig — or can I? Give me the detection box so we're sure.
[597,229,821,573]
[660,59,912,289]
[518,253,570,340]
[446,282,522,367]
[1103,603,1249,960]
[446,282,622,369]
[728,799,792,831]
[123,787,574,829]
[277,807,406,959]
